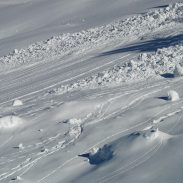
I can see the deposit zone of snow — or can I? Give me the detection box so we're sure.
[0,2,183,183]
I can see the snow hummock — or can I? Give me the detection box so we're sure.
[12,99,23,107]
[142,126,159,140]
[0,115,22,129]
[168,90,180,101]
[15,143,24,150]
[79,144,113,165]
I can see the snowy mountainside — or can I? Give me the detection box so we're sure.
[0,1,183,183]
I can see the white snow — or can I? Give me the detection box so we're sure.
[12,99,23,107]
[0,115,22,129]
[0,1,183,183]
[168,90,180,101]
[174,64,183,77]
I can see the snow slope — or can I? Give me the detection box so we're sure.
[0,0,181,56]
[0,1,183,183]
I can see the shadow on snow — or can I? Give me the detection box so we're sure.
[98,33,183,57]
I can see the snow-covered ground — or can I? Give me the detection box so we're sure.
[1,0,183,183]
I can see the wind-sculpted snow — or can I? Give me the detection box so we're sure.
[0,3,183,70]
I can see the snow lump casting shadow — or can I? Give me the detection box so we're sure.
[79,144,113,165]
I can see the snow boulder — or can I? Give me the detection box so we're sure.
[0,115,23,129]
[79,144,113,165]
[142,126,159,140]
[12,99,23,106]
[168,90,180,102]
[174,64,183,77]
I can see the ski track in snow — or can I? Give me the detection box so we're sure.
[36,84,175,183]
[2,77,182,182]
[95,138,163,183]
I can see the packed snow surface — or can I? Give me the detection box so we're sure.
[1,1,183,183]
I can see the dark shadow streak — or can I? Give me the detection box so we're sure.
[160,73,174,78]
[157,96,169,101]
[152,5,169,9]
[98,34,183,57]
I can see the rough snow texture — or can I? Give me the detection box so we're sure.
[48,42,183,95]
[0,3,183,70]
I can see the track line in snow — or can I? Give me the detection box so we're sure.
[97,137,163,183]
[0,54,134,106]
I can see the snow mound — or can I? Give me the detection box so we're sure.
[11,176,22,181]
[15,143,24,150]
[79,144,113,165]
[174,64,183,77]
[12,99,23,106]
[0,115,23,129]
[142,126,159,140]
[131,126,159,140]
[0,3,183,70]
[168,90,180,101]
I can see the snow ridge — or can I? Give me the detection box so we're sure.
[0,3,183,70]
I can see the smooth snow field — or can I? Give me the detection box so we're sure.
[1,0,183,183]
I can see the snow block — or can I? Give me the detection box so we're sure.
[168,90,180,102]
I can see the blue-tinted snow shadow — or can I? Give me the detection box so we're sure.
[152,5,169,9]
[160,73,174,78]
[157,96,169,101]
[98,33,183,57]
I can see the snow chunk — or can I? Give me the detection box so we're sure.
[168,90,180,101]
[0,115,22,129]
[11,176,22,181]
[174,64,183,77]
[17,143,24,149]
[79,144,113,165]
[13,49,19,54]
[143,126,159,140]
[12,99,23,106]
